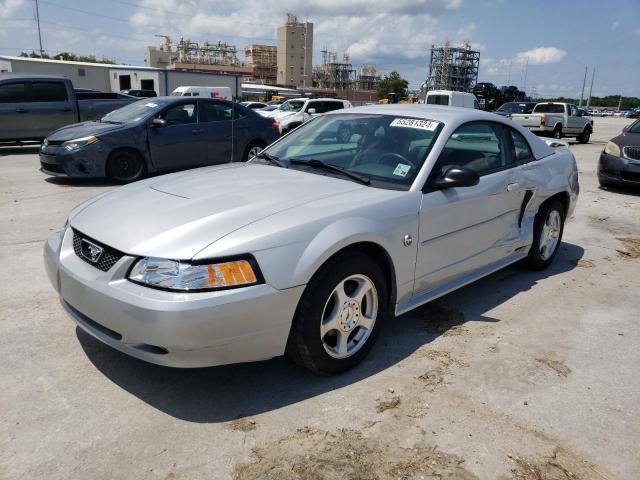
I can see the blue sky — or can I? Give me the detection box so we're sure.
[1,0,639,97]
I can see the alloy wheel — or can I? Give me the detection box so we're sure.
[539,209,561,260]
[320,274,378,359]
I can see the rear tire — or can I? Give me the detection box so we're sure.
[286,251,388,375]
[242,140,265,162]
[106,149,145,184]
[521,199,565,270]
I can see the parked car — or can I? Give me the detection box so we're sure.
[170,86,232,100]
[425,90,479,109]
[626,109,640,119]
[121,89,157,98]
[258,97,352,134]
[495,102,537,116]
[0,74,137,142]
[598,120,640,188]
[44,105,579,374]
[509,102,593,143]
[241,101,267,110]
[40,97,279,183]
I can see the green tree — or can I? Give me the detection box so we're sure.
[377,71,409,100]
[19,51,115,65]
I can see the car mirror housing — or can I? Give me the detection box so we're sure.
[431,167,480,190]
[307,108,317,114]
[152,118,167,128]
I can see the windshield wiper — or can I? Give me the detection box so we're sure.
[290,159,370,185]
[252,151,287,168]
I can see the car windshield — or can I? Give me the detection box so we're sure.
[497,102,535,114]
[258,114,443,190]
[101,99,171,123]
[629,121,640,134]
[534,103,565,114]
[279,100,305,112]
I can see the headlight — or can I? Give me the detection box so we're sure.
[604,141,621,157]
[62,135,98,151]
[128,256,261,291]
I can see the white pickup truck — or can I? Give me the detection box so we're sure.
[509,102,593,143]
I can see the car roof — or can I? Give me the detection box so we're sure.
[288,97,347,102]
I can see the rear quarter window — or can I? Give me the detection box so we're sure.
[31,82,69,102]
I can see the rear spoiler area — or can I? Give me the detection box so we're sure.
[544,139,570,149]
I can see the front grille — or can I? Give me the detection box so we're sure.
[72,229,125,272]
[623,146,640,161]
[40,161,65,174]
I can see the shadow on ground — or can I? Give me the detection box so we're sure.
[44,176,115,188]
[0,145,41,156]
[78,242,584,423]
[599,183,640,197]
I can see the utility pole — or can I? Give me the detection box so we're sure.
[617,95,623,112]
[586,67,595,108]
[35,0,44,57]
[522,57,529,93]
[578,66,587,107]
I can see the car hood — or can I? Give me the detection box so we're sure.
[69,163,365,259]
[615,131,640,146]
[47,121,125,142]
[269,110,299,120]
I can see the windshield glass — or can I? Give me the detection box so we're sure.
[497,102,535,114]
[101,99,171,123]
[426,95,450,105]
[279,100,305,112]
[259,114,443,190]
[629,120,640,134]
[534,103,564,114]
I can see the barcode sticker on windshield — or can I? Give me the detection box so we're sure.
[145,102,158,108]
[390,118,439,131]
[393,164,411,177]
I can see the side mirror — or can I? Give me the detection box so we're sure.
[151,118,167,128]
[307,108,317,114]
[431,167,480,190]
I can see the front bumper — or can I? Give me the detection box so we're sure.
[39,141,109,178]
[44,228,305,368]
[598,152,640,186]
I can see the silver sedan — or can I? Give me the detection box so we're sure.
[44,105,579,374]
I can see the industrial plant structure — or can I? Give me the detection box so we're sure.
[312,49,355,90]
[422,41,480,96]
[244,45,277,85]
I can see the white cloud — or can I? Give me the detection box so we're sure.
[514,47,567,65]
[457,22,476,39]
[611,20,620,30]
[0,0,24,18]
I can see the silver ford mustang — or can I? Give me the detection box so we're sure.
[44,105,579,374]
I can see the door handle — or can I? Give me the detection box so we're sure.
[506,182,519,192]
[191,128,204,134]
[15,108,27,113]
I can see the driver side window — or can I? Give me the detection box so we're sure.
[160,103,197,125]
[434,121,509,177]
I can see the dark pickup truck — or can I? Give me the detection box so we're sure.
[0,74,136,142]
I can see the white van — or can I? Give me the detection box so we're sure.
[426,90,479,109]
[170,86,232,100]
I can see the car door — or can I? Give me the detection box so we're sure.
[0,81,31,140]
[148,101,206,171]
[198,100,237,164]
[566,104,582,134]
[28,81,76,137]
[414,121,526,295]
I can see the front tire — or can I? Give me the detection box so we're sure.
[521,199,565,270]
[551,126,562,139]
[577,127,591,144]
[106,149,145,184]
[286,251,388,375]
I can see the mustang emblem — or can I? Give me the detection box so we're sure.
[80,239,104,263]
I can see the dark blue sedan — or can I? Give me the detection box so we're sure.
[39,97,280,183]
